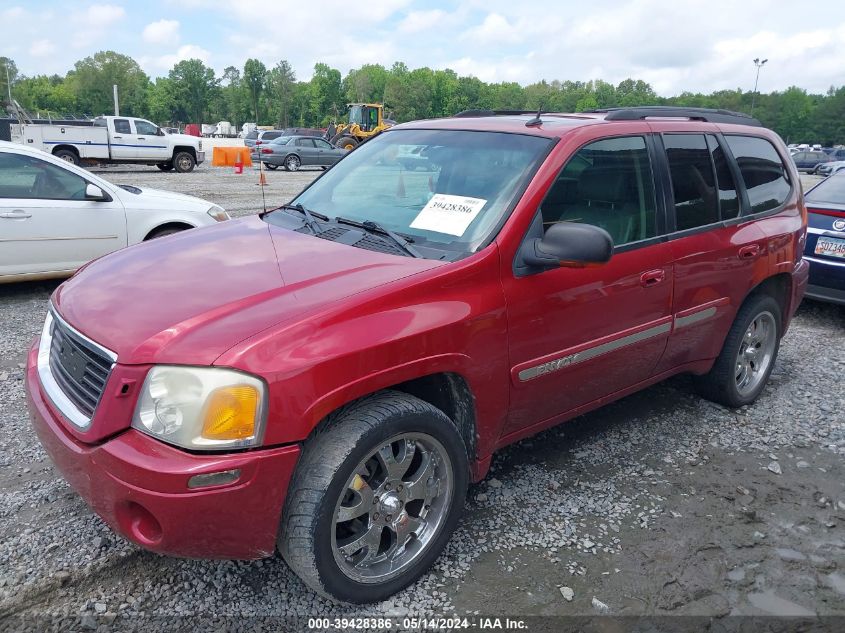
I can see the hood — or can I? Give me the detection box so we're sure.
[169,133,201,145]
[117,185,211,211]
[54,216,443,366]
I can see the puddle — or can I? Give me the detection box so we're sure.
[747,590,815,616]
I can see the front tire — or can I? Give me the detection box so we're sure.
[694,294,782,408]
[173,151,196,173]
[279,391,468,603]
[156,162,174,171]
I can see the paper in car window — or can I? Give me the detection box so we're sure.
[410,194,487,237]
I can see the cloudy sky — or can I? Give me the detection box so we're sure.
[2,0,844,95]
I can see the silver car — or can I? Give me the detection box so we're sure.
[252,135,348,171]
[244,129,285,149]
[817,160,845,177]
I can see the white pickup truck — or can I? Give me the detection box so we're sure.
[10,116,205,172]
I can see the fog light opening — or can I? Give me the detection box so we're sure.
[187,468,241,490]
[121,501,162,545]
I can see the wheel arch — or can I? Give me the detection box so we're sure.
[744,272,792,330]
[171,145,197,159]
[51,145,80,158]
[143,221,196,240]
[303,368,479,473]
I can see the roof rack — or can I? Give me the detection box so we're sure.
[453,109,539,118]
[589,106,761,127]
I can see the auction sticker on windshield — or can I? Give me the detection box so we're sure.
[410,194,487,236]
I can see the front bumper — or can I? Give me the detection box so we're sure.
[196,150,206,165]
[25,342,300,559]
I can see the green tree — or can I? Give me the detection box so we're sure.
[267,60,296,128]
[0,56,18,106]
[167,59,219,124]
[309,63,343,125]
[66,51,150,117]
[243,58,266,122]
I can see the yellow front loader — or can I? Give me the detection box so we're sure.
[328,103,393,150]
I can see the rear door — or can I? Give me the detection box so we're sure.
[108,118,136,160]
[295,137,318,165]
[654,131,786,372]
[0,150,126,277]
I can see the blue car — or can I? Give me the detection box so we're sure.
[804,172,845,304]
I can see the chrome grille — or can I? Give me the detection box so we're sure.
[47,316,113,418]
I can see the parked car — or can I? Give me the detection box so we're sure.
[803,171,845,304]
[26,107,807,603]
[791,150,831,173]
[822,148,845,161]
[816,160,845,177]
[0,141,228,283]
[252,135,347,171]
[243,129,284,149]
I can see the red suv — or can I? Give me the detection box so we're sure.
[26,107,808,603]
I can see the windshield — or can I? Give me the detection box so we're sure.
[806,174,845,204]
[291,129,552,253]
[349,106,363,125]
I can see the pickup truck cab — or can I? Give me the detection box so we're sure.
[26,107,808,603]
[11,116,205,172]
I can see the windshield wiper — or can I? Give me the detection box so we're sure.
[278,203,327,234]
[335,216,423,258]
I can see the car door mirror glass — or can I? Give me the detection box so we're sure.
[85,183,107,201]
[522,222,613,268]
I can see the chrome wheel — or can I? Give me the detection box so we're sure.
[331,433,453,584]
[176,154,193,171]
[734,310,776,396]
[286,155,300,171]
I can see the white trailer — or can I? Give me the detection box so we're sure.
[11,116,205,172]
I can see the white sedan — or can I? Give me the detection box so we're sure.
[0,141,228,283]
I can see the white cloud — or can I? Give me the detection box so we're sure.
[77,4,125,28]
[398,10,447,33]
[142,19,180,45]
[465,13,522,45]
[140,44,213,73]
[29,39,56,58]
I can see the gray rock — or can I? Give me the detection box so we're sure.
[592,597,610,613]
[767,461,782,475]
[560,586,574,601]
[93,602,107,614]
[487,478,502,489]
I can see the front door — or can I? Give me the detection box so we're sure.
[0,150,126,277]
[133,119,170,161]
[501,134,673,435]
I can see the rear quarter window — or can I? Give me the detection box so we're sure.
[725,135,791,214]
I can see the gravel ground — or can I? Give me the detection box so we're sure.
[0,166,843,630]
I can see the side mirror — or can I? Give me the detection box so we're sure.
[157,127,165,136]
[521,222,613,268]
[85,183,108,201]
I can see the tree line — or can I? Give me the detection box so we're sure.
[2,52,844,144]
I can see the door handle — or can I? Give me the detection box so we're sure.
[113,136,122,139]
[137,137,145,140]
[640,269,665,287]
[0,211,32,219]
[738,244,761,259]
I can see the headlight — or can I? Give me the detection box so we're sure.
[131,366,266,450]
[207,205,229,222]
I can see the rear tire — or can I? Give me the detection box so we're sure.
[279,391,468,603]
[694,294,782,408]
[173,152,196,173]
[54,149,79,166]
[284,154,301,171]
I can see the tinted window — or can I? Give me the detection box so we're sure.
[541,136,657,246]
[805,174,845,204]
[134,120,158,135]
[113,119,131,134]
[270,136,292,145]
[708,135,740,220]
[314,139,333,149]
[725,135,791,214]
[0,152,89,200]
[665,134,719,230]
[296,138,315,147]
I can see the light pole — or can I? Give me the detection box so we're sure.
[751,58,768,113]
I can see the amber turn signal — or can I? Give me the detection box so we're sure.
[201,385,260,440]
